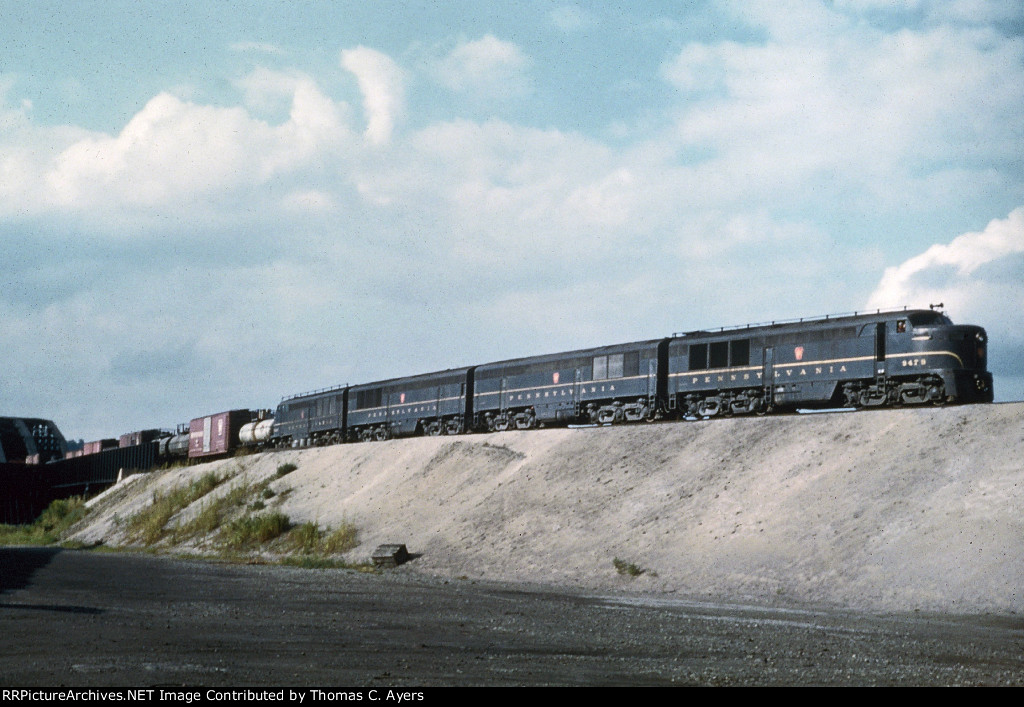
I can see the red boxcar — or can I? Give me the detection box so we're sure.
[188,410,252,459]
[82,439,118,456]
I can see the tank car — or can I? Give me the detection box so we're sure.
[158,424,191,460]
[238,411,275,448]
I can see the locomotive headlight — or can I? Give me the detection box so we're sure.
[975,331,986,343]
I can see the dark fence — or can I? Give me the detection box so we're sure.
[0,442,160,525]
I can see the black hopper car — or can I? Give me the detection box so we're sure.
[264,306,993,449]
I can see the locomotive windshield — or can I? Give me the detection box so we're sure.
[908,312,952,327]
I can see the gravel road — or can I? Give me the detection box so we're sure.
[2,548,1021,687]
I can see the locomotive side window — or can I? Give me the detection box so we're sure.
[709,341,729,369]
[730,339,750,367]
[897,319,906,333]
[623,351,639,377]
[607,353,624,378]
[356,388,382,410]
[593,353,625,379]
[689,343,708,370]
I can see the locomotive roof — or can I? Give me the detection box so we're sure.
[279,307,952,403]
[474,338,667,371]
[671,307,947,340]
[281,365,475,402]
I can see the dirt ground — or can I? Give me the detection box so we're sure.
[70,402,1024,614]
[4,548,1021,686]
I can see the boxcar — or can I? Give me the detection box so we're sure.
[188,410,253,459]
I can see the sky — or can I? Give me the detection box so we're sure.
[2,0,1023,441]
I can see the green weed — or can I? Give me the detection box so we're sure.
[276,462,298,477]
[223,512,290,549]
[126,472,225,545]
[613,557,645,577]
[322,521,359,554]
[288,521,323,554]
[0,496,88,545]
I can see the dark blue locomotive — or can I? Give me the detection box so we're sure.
[265,306,993,448]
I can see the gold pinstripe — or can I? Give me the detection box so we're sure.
[474,373,651,399]
[352,350,969,414]
[352,395,465,415]
[669,350,965,378]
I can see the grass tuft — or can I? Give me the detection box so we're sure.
[613,557,645,577]
[126,472,225,545]
[0,496,88,546]
[288,521,323,554]
[174,485,242,541]
[11,463,366,576]
[322,521,359,554]
[223,512,291,549]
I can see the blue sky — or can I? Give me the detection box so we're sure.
[2,0,1023,440]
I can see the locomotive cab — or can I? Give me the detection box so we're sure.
[893,310,992,404]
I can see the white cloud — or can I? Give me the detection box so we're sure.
[831,0,1019,23]
[46,94,262,208]
[661,3,1024,219]
[341,46,406,145]
[867,207,1024,310]
[867,207,1024,401]
[433,35,531,101]
[2,80,351,224]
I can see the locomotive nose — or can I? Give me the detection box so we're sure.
[947,325,988,371]
[968,327,988,370]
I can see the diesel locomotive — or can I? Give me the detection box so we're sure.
[256,305,992,450]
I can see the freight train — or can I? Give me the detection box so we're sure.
[4,305,989,523]
[124,305,990,461]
